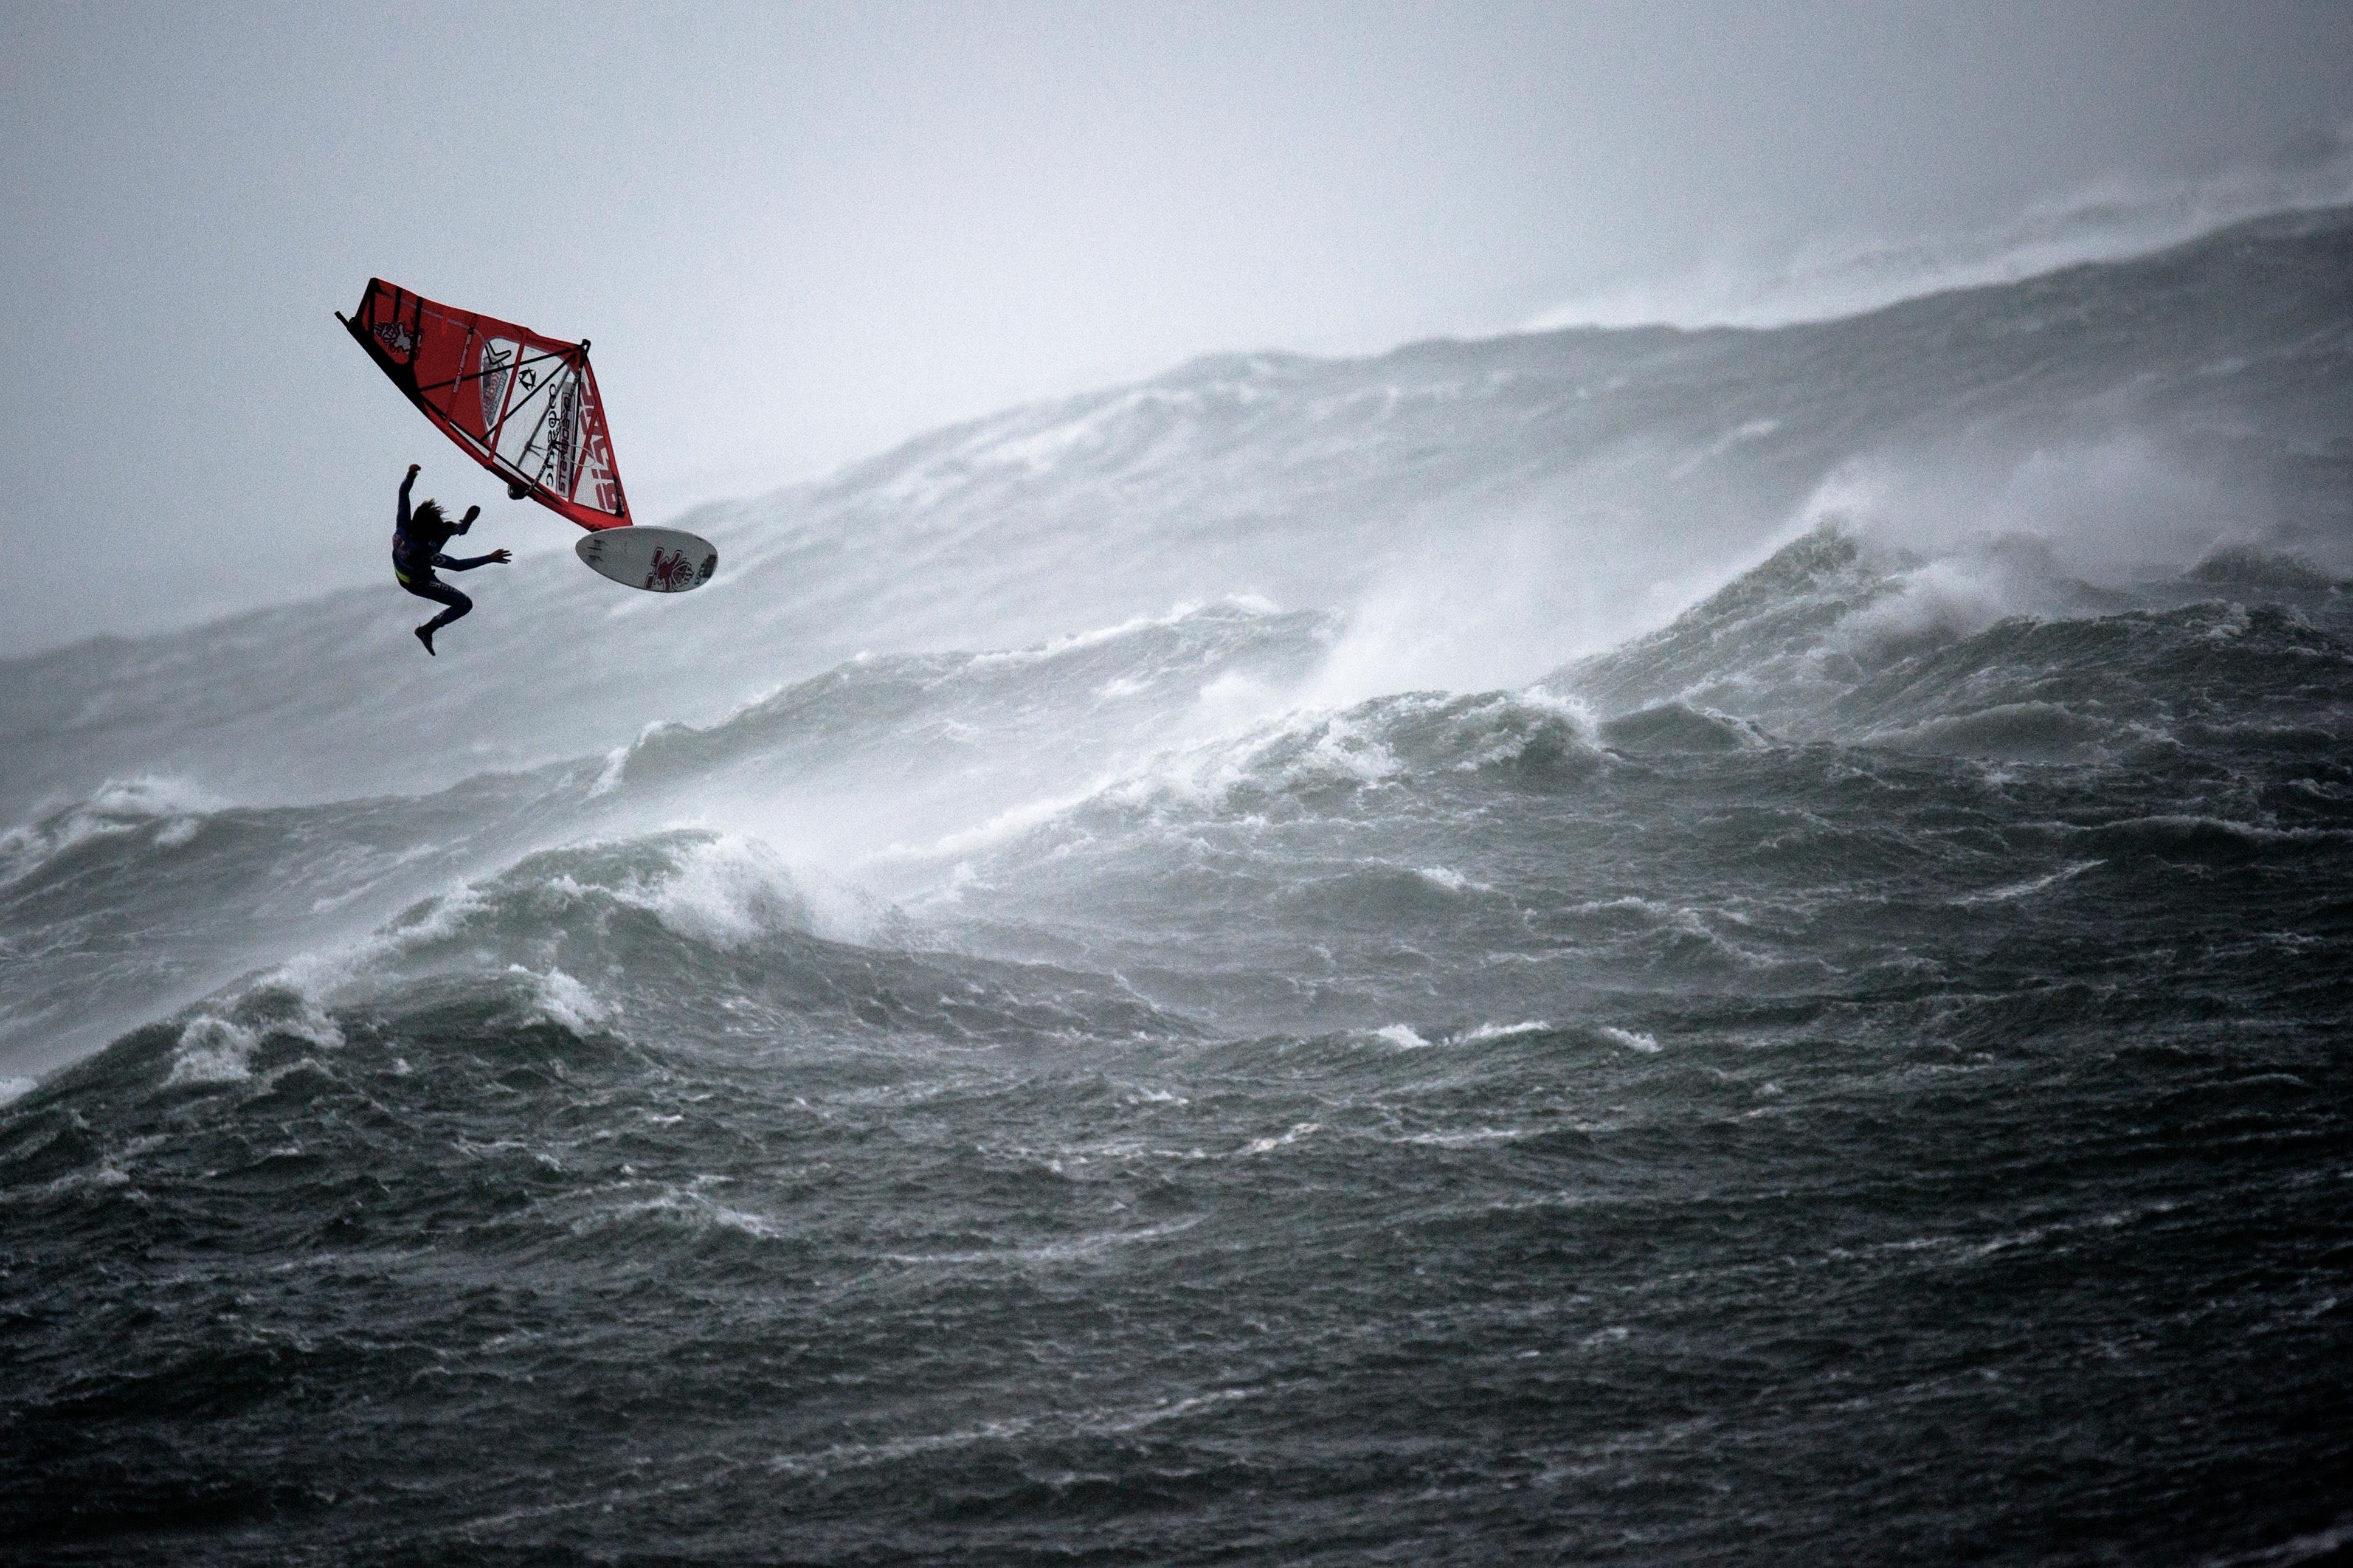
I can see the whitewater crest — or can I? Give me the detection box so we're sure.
[1100,686,1603,815]
[0,776,220,888]
[1553,525,2353,759]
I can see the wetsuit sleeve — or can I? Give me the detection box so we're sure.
[397,469,416,533]
[436,552,499,571]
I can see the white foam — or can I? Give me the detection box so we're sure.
[81,776,223,820]
[1453,1020,1551,1043]
[1598,1026,1662,1054]
[1954,860,2105,906]
[1516,685,1595,725]
[880,1215,1204,1266]
[243,877,490,1010]
[1057,688,1465,826]
[632,835,811,949]
[1192,669,1293,734]
[959,598,1255,672]
[587,744,632,799]
[589,1189,785,1242]
[1286,710,1406,786]
[888,784,1107,862]
[0,774,225,886]
[1102,701,1404,812]
[1837,554,2030,654]
[520,966,610,1032]
[273,993,345,1052]
[40,1163,131,1196]
[2204,603,2253,641]
[1242,1121,1321,1154]
[1810,438,2246,593]
[1301,511,1603,705]
[1373,1024,1429,1049]
[165,1016,261,1086]
[1400,1125,1534,1147]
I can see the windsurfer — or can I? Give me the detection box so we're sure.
[393,462,511,655]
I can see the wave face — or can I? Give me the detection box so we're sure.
[7,208,2349,819]
[5,215,2353,1564]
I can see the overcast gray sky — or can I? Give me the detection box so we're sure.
[3,0,2349,657]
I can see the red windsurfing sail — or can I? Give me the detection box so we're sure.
[339,278,630,531]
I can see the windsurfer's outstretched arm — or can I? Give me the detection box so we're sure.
[398,462,418,531]
[433,548,513,572]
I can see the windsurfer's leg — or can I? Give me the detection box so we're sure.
[401,575,473,623]
[400,576,472,654]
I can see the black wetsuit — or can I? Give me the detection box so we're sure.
[393,471,496,630]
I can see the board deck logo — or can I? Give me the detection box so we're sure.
[645,548,694,592]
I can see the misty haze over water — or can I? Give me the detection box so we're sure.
[3,196,2351,1563]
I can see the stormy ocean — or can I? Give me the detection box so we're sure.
[4,209,2351,1564]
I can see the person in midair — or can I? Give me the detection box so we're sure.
[392,462,510,655]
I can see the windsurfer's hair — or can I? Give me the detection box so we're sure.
[412,499,447,531]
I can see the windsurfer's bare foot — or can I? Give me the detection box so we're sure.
[415,624,437,656]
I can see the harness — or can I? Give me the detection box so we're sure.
[393,528,440,586]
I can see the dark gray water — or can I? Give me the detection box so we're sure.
[4,214,2352,1564]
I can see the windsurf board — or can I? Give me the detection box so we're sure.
[575,526,717,593]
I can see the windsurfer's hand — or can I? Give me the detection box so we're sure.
[407,463,421,477]
[488,549,513,565]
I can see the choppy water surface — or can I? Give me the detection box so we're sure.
[5,215,2352,1564]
